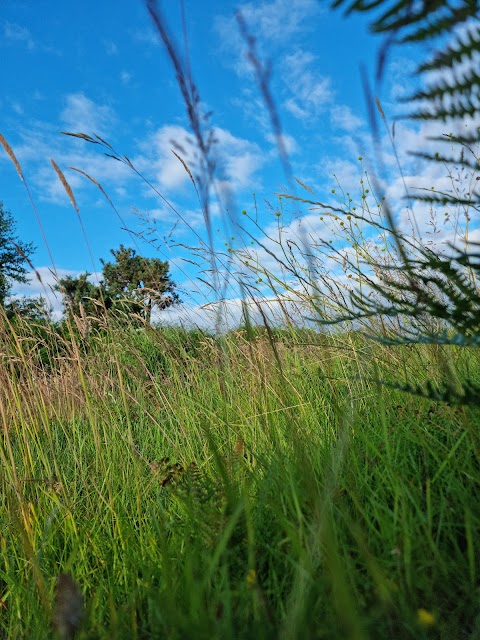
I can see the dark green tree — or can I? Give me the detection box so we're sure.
[0,201,35,306]
[56,246,180,325]
[101,245,180,325]
[56,273,105,318]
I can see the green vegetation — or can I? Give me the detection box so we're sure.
[0,320,479,639]
[0,200,34,307]
[57,245,180,325]
[1,0,480,637]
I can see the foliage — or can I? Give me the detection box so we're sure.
[56,245,180,325]
[101,244,180,324]
[315,0,480,408]
[4,295,51,323]
[331,0,480,133]
[55,273,104,319]
[0,201,35,306]
[0,322,479,638]
[1,0,480,637]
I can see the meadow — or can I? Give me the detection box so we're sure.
[0,311,479,638]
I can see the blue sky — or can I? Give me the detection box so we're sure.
[1,0,473,326]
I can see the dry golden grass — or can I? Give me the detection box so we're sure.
[50,159,79,213]
[0,132,23,181]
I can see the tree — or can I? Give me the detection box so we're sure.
[56,246,180,325]
[5,295,52,323]
[101,245,180,325]
[0,201,35,306]
[56,273,105,319]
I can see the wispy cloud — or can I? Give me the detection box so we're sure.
[60,93,116,137]
[232,90,271,131]
[3,22,35,50]
[283,50,333,121]
[120,71,133,86]
[215,0,322,78]
[9,100,24,116]
[104,40,119,56]
[147,205,206,230]
[216,0,319,48]
[2,21,60,55]
[265,131,299,155]
[135,124,266,196]
[2,107,132,206]
[131,27,160,48]
[330,105,364,132]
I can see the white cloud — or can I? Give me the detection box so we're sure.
[60,93,116,137]
[136,124,265,196]
[147,206,206,230]
[234,209,340,283]
[1,102,264,214]
[266,132,299,155]
[242,0,318,40]
[155,294,304,332]
[320,158,365,195]
[306,109,480,255]
[218,0,320,45]
[283,99,308,120]
[10,100,24,116]
[136,125,194,192]
[386,56,417,101]
[233,93,300,156]
[214,127,265,189]
[330,105,364,132]
[131,27,160,48]
[283,50,333,121]
[2,119,132,207]
[215,0,323,77]
[232,90,271,132]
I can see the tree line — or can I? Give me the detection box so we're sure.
[0,201,180,325]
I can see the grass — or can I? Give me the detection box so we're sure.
[0,318,479,639]
[1,4,479,636]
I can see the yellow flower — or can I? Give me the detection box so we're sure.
[417,608,436,627]
[246,569,256,588]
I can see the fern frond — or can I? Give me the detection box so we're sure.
[409,151,480,171]
[403,69,480,104]
[399,2,479,42]
[407,99,479,121]
[432,132,480,146]
[418,23,480,72]
[408,192,480,209]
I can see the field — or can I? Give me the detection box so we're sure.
[1,318,479,638]
[1,1,480,637]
